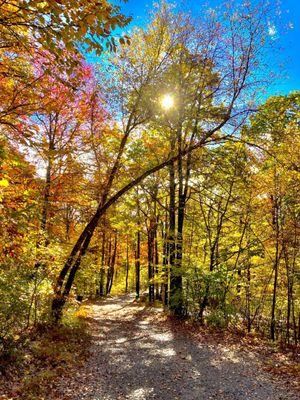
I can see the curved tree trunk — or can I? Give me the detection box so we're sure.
[51,119,229,322]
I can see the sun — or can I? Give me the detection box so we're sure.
[161,94,174,110]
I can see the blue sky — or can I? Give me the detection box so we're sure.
[113,0,299,98]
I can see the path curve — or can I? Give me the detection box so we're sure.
[58,296,298,400]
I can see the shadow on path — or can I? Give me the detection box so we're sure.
[59,295,297,400]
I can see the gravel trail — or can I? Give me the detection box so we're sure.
[59,296,298,400]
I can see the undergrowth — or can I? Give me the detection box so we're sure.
[0,304,91,400]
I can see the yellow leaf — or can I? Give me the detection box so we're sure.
[0,178,9,187]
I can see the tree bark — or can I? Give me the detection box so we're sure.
[154,226,160,300]
[270,175,281,341]
[147,218,156,303]
[161,213,169,307]
[135,229,141,299]
[168,155,178,313]
[99,231,106,297]
[125,235,130,293]
[107,234,117,295]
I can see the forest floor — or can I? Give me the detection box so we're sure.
[52,295,299,400]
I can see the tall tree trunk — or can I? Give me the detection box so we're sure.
[65,204,73,243]
[270,190,280,341]
[168,157,178,313]
[41,153,52,233]
[135,229,141,299]
[107,233,117,295]
[154,226,160,300]
[35,142,53,273]
[171,122,185,316]
[246,258,252,333]
[99,231,106,297]
[172,192,184,315]
[125,235,130,293]
[270,252,279,340]
[161,215,169,307]
[147,218,155,303]
[106,236,112,295]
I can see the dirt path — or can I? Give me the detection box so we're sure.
[58,296,298,400]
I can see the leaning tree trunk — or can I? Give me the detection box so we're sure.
[50,116,230,322]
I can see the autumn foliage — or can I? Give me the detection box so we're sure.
[0,0,299,383]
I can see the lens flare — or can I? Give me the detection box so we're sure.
[161,94,174,110]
